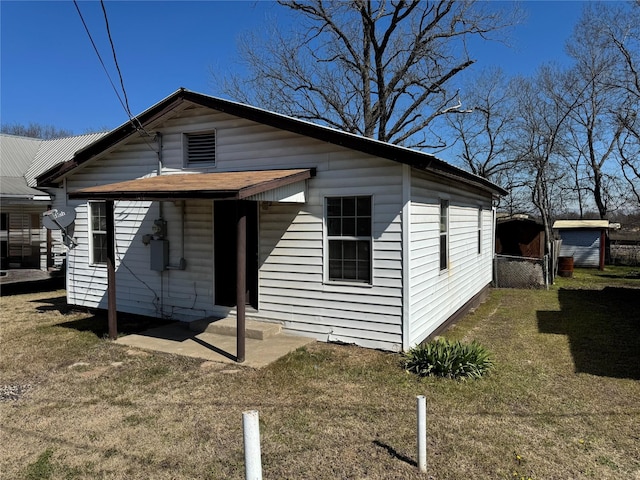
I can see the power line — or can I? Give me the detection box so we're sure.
[72,0,129,120]
[73,0,153,139]
[99,0,141,130]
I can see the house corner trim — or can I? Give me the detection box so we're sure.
[401,164,411,351]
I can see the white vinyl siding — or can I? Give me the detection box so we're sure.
[407,170,494,347]
[64,106,405,349]
[60,103,497,352]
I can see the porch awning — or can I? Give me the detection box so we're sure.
[68,168,314,202]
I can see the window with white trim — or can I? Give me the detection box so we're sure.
[326,196,372,283]
[89,201,107,265]
[478,208,482,254]
[440,200,448,270]
[184,130,216,167]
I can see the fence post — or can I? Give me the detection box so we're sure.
[243,410,262,480]
[417,395,427,473]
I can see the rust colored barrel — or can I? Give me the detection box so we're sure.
[558,256,574,277]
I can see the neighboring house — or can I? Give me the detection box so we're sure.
[0,132,108,270]
[36,89,506,352]
[553,220,609,269]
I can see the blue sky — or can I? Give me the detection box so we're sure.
[1,1,588,135]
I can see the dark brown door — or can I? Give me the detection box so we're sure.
[214,201,258,308]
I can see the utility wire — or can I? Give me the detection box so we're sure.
[72,0,130,121]
[73,0,154,141]
[99,0,146,133]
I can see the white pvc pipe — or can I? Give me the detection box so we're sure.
[417,395,427,473]
[243,410,262,480]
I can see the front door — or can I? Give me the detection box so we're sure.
[214,201,258,308]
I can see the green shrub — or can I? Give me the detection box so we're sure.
[403,338,494,379]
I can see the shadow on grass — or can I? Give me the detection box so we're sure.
[32,295,73,314]
[538,287,640,380]
[373,440,417,467]
[55,311,174,338]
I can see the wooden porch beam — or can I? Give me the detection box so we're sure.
[106,200,118,340]
[236,201,247,363]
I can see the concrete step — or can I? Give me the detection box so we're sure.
[189,316,282,340]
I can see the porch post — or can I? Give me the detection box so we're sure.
[105,200,118,340]
[236,200,247,363]
[46,204,53,269]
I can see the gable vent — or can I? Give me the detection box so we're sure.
[186,131,216,164]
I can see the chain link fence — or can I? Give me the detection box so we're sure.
[610,244,640,266]
[494,254,549,289]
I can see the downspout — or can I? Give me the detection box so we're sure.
[156,132,164,316]
[156,131,164,217]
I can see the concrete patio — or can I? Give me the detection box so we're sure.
[1,269,313,368]
[115,316,315,368]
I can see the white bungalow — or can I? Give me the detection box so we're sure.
[37,89,505,358]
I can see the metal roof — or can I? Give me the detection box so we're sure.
[0,177,51,200]
[68,169,314,201]
[0,134,42,177]
[37,88,508,197]
[1,132,109,201]
[25,132,108,186]
[552,220,610,229]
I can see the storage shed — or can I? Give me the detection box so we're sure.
[496,216,545,259]
[36,89,506,355]
[553,220,609,269]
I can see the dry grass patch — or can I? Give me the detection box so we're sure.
[1,270,639,479]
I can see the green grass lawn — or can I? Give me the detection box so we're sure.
[1,267,638,479]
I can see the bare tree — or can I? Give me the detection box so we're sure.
[216,0,520,148]
[1,122,73,139]
[603,2,640,209]
[446,68,532,213]
[562,4,629,219]
[511,67,588,248]
[448,68,515,177]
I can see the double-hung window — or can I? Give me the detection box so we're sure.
[89,201,107,265]
[326,196,372,284]
[440,200,449,270]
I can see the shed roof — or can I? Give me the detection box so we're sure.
[552,220,610,229]
[37,88,507,197]
[68,169,314,201]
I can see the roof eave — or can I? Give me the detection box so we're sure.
[37,88,506,197]
[37,92,188,187]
